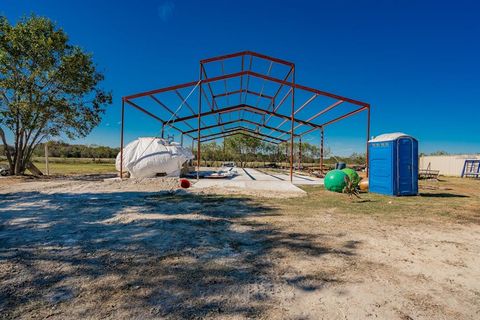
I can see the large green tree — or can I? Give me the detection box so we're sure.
[0,15,111,175]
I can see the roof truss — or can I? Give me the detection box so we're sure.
[120,50,371,180]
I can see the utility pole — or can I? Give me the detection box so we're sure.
[44,142,50,175]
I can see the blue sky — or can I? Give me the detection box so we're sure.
[2,0,479,155]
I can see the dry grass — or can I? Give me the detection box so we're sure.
[272,177,480,224]
[0,157,116,175]
[32,161,116,175]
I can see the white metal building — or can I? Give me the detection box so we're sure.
[419,154,480,176]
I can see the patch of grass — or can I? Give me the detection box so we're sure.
[271,177,480,223]
[36,162,116,175]
[0,158,116,175]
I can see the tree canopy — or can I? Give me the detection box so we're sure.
[0,15,112,174]
[199,134,333,166]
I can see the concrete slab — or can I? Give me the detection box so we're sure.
[253,168,324,185]
[191,168,322,196]
[192,179,304,193]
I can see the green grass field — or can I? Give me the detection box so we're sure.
[35,161,116,175]
[0,157,116,175]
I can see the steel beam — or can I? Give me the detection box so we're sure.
[214,89,274,101]
[197,66,202,179]
[124,80,198,100]
[254,61,273,107]
[120,100,125,178]
[239,55,244,104]
[263,67,295,130]
[199,131,281,145]
[125,99,164,123]
[167,104,243,124]
[221,60,230,106]
[150,95,195,131]
[289,68,295,182]
[175,90,197,115]
[124,100,194,138]
[366,105,371,177]
[320,127,324,174]
[200,50,294,67]
[319,106,368,128]
[200,64,222,124]
[194,126,287,142]
[166,103,322,129]
[264,88,292,125]
[240,55,253,119]
[124,70,368,108]
[182,118,293,136]
[268,67,294,112]
[294,93,318,115]
[121,52,370,178]
[298,136,302,170]
[243,119,292,136]
[269,119,288,133]
[183,119,239,134]
[294,100,344,130]
[297,125,319,137]
[246,71,368,107]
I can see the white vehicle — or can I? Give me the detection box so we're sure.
[0,166,10,176]
[221,161,236,168]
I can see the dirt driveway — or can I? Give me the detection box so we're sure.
[0,176,479,319]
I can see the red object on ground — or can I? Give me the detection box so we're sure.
[179,178,191,189]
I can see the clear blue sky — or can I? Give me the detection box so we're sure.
[2,0,479,155]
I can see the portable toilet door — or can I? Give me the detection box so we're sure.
[368,139,395,195]
[368,133,418,196]
[396,136,418,195]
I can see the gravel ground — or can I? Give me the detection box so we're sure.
[0,175,479,319]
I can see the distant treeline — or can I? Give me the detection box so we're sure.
[1,138,367,164]
[419,151,450,156]
[28,141,120,159]
[198,136,367,165]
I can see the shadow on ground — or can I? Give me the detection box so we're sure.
[419,192,469,198]
[0,189,355,319]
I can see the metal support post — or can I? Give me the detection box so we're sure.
[120,99,125,178]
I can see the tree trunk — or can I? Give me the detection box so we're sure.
[0,128,14,172]
[14,131,24,175]
[14,157,25,175]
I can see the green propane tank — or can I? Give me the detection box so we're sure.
[324,169,349,193]
[341,168,361,186]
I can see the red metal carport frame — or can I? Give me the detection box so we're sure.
[120,51,371,182]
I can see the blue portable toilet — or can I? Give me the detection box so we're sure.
[368,132,418,196]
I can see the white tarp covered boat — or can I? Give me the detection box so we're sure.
[115,137,194,178]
